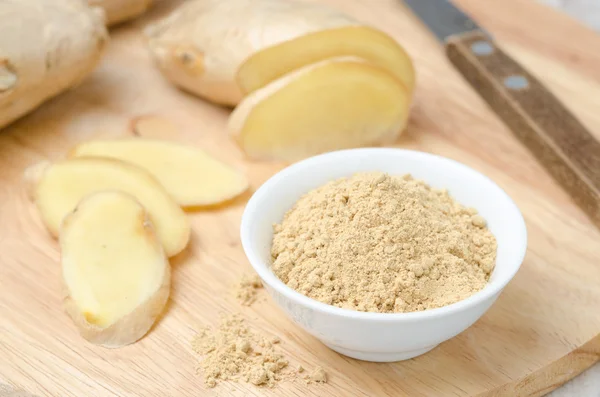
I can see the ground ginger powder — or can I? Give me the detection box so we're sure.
[271,172,497,313]
[192,315,290,388]
[234,273,264,306]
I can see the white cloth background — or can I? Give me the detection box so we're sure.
[536,0,599,396]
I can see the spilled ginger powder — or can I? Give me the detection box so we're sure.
[234,273,264,306]
[192,315,328,388]
[192,315,289,388]
[271,172,497,313]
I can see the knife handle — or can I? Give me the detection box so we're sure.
[445,30,600,228]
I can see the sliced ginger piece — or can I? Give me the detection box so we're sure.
[69,138,249,207]
[229,58,411,162]
[237,25,415,96]
[61,190,170,347]
[32,157,190,257]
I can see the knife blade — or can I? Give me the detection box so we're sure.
[403,0,485,42]
[403,0,600,229]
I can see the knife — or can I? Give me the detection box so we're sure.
[404,0,600,229]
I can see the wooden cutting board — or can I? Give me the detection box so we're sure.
[1,0,599,396]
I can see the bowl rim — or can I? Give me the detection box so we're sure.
[240,148,528,322]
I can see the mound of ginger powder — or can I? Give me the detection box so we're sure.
[270,172,497,313]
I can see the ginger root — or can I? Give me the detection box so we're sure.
[69,138,249,207]
[31,157,190,257]
[89,0,152,26]
[61,190,170,348]
[144,0,415,160]
[229,58,411,161]
[0,0,107,129]
[144,0,413,107]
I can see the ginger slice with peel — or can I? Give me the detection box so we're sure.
[237,25,415,96]
[229,58,411,162]
[32,157,190,257]
[69,138,249,207]
[61,190,170,348]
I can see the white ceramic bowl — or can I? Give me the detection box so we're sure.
[240,148,527,362]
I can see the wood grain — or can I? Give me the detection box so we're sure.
[1,0,599,396]
[446,30,600,228]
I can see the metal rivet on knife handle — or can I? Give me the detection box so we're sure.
[504,75,530,90]
[471,41,494,56]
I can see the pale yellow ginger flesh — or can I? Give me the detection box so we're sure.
[237,26,415,96]
[32,157,190,257]
[230,60,410,161]
[69,138,249,207]
[61,191,170,347]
